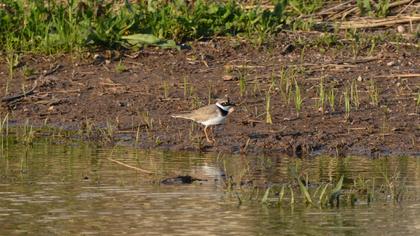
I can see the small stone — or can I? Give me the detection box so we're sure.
[48,106,54,111]
[357,75,363,82]
[387,61,395,66]
[397,25,405,33]
[223,74,236,81]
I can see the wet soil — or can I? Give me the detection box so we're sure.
[0,31,419,157]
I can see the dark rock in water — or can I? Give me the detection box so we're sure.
[161,175,205,185]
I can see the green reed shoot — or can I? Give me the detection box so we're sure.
[317,78,325,113]
[368,79,379,106]
[135,125,141,145]
[239,73,247,97]
[1,113,9,136]
[104,120,115,142]
[294,79,302,117]
[297,177,313,205]
[5,49,19,94]
[142,111,154,129]
[327,88,336,112]
[22,120,35,145]
[416,92,420,112]
[265,91,273,124]
[344,88,351,119]
[163,81,170,99]
[252,83,261,97]
[280,68,294,104]
[351,80,360,110]
[279,67,289,102]
[0,114,9,151]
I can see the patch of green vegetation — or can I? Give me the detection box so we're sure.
[357,0,390,17]
[115,60,127,73]
[0,0,289,53]
[288,0,324,16]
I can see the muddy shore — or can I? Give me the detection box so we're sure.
[1,31,419,157]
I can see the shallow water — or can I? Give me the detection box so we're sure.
[0,140,419,235]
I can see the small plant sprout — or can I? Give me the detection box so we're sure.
[317,78,325,113]
[280,68,294,104]
[294,79,302,117]
[416,92,420,112]
[22,66,35,77]
[351,80,360,110]
[252,83,261,97]
[368,79,379,106]
[239,72,247,97]
[22,119,35,145]
[105,120,115,141]
[327,87,336,112]
[266,90,273,124]
[135,125,141,145]
[115,60,126,73]
[142,111,154,130]
[344,88,351,120]
[163,81,170,99]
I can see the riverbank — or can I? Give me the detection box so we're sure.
[1,30,419,157]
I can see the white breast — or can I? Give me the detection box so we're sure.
[200,115,226,126]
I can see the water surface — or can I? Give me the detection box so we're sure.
[0,141,419,235]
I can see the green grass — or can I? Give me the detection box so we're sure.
[0,0,290,53]
[294,79,302,117]
[317,78,325,113]
[265,91,273,124]
[344,87,351,120]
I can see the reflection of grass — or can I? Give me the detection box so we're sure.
[0,114,9,151]
[224,157,410,209]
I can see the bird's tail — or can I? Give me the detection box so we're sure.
[171,113,193,120]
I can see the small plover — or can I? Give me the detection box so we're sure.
[171,96,235,143]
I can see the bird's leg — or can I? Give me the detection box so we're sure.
[210,126,216,143]
[204,126,213,143]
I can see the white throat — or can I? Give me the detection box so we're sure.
[216,103,230,112]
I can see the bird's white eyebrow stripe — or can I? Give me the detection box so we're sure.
[216,102,230,111]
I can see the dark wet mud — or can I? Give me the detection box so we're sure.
[1,31,419,157]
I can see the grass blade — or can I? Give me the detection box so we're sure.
[297,177,313,205]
